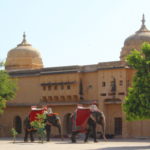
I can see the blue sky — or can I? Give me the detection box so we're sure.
[1,0,150,67]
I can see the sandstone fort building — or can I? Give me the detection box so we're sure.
[0,15,150,138]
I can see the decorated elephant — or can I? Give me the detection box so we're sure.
[71,106,106,143]
[23,106,62,142]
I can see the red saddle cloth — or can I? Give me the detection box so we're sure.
[29,106,47,122]
[72,107,91,132]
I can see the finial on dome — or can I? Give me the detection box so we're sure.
[17,32,31,46]
[23,32,27,43]
[142,14,145,26]
[136,14,149,33]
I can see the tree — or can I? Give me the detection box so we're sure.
[11,128,18,143]
[31,114,46,143]
[0,63,17,113]
[123,43,150,121]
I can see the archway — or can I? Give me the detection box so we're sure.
[14,116,22,134]
[64,113,72,135]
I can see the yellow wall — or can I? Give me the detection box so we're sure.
[1,66,150,138]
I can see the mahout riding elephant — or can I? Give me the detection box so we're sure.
[71,110,106,143]
[45,113,63,141]
[23,113,63,142]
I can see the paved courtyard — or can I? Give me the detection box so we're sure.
[1,138,150,150]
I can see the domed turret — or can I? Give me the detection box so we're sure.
[120,15,150,60]
[5,33,43,71]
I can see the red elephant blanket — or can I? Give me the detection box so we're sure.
[72,107,91,132]
[29,106,47,122]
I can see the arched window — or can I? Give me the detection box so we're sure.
[14,116,22,133]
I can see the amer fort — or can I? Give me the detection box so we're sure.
[1,15,150,140]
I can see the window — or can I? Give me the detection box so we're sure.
[111,78,116,92]
[102,82,106,87]
[54,85,57,90]
[88,85,93,88]
[43,85,46,91]
[108,93,115,96]
[100,93,106,96]
[127,80,130,87]
[42,96,47,101]
[48,96,52,101]
[119,80,123,86]
[67,85,71,90]
[48,85,51,90]
[118,92,125,95]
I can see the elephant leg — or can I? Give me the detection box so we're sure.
[101,122,107,141]
[57,125,63,140]
[84,129,90,143]
[92,124,97,142]
[29,130,34,142]
[24,129,28,142]
[71,131,77,143]
[46,125,51,141]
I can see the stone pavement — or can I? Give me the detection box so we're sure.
[1,138,150,150]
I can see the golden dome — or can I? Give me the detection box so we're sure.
[120,15,150,60]
[5,33,43,71]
